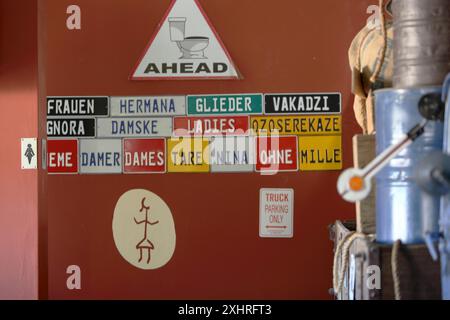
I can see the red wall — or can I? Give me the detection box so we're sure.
[0,0,38,300]
[38,0,373,300]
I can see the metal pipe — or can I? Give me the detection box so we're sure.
[393,0,450,88]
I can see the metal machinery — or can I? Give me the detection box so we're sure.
[337,0,450,299]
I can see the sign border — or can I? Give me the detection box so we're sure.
[166,137,211,174]
[78,138,124,175]
[259,188,294,238]
[263,92,342,115]
[209,136,255,173]
[110,95,187,118]
[186,93,264,116]
[46,96,110,118]
[46,138,79,175]
[130,0,241,81]
[172,115,250,137]
[122,138,167,175]
[254,135,299,173]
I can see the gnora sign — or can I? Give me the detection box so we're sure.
[131,0,240,80]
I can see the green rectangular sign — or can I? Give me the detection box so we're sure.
[187,94,263,115]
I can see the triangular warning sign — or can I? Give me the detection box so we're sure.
[131,0,241,80]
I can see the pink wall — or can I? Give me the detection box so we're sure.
[0,0,38,299]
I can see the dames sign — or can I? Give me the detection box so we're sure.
[131,0,240,80]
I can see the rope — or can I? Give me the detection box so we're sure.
[332,232,374,297]
[370,0,388,84]
[391,239,402,300]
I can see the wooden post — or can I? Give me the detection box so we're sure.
[352,134,376,234]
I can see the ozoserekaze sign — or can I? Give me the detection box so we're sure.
[45,93,342,174]
[131,0,240,80]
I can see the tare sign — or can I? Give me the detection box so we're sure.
[187,94,263,115]
[131,0,240,80]
[259,188,294,238]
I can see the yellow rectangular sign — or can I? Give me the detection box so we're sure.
[250,115,341,136]
[298,136,342,171]
[167,138,210,173]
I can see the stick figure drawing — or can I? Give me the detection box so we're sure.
[134,197,159,264]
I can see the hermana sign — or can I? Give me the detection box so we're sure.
[131,0,240,80]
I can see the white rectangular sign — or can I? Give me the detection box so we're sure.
[259,188,294,238]
[79,139,122,174]
[21,138,37,170]
[110,96,186,117]
[210,136,254,173]
[97,117,172,138]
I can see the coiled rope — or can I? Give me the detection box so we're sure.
[332,232,375,297]
[391,239,402,300]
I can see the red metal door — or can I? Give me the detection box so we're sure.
[38,0,372,299]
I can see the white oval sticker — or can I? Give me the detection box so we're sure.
[112,189,176,270]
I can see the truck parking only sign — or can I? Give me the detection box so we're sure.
[131,0,240,80]
[259,188,294,238]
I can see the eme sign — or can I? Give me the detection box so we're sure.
[259,188,294,238]
[47,139,78,174]
[131,0,240,80]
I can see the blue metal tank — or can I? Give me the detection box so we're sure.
[375,87,443,244]
[440,74,450,299]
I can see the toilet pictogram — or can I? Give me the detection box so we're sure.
[24,144,35,165]
[21,138,38,170]
[131,0,240,80]
[134,197,159,264]
[169,17,209,59]
[113,189,176,270]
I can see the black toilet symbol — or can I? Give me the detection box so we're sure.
[24,144,35,165]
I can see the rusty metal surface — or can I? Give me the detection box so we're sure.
[393,0,450,88]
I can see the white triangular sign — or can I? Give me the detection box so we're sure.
[131,0,241,80]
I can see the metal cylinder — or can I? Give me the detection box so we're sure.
[375,87,443,244]
[393,0,450,88]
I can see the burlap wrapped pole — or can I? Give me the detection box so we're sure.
[348,0,393,134]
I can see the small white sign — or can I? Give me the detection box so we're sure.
[97,117,172,138]
[131,0,239,80]
[210,136,254,173]
[259,188,294,238]
[110,96,186,117]
[79,139,122,174]
[21,138,37,170]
